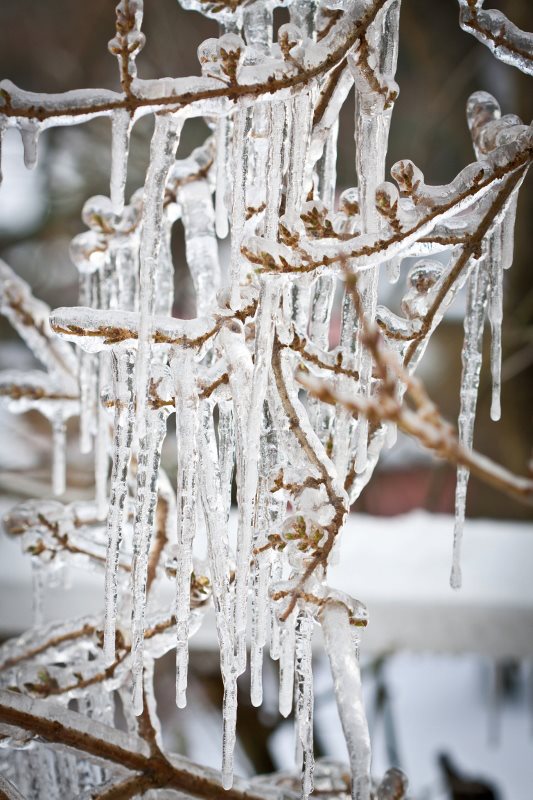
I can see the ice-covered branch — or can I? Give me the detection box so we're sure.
[458,0,533,75]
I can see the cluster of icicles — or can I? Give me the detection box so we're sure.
[0,0,531,798]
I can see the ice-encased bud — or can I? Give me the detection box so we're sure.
[401,260,444,319]
[217,33,246,82]
[278,23,304,58]
[4,499,65,538]
[390,159,424,197]
[466,90,501,145]
[197,38,219,74]
[377,767,408,799]
[477,114,527,154]
[70,230,107,274]
[375,181,399,212]
[82,195,116,232]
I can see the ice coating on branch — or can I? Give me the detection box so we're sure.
[451,262,488,590]
[458,1,533,76]
[108,0,146,90]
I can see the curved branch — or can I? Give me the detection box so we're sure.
[458,0,533,75]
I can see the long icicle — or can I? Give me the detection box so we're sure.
[174,348,199,709]
[135,113,182,459]
[103,348,135,665]
[232,279,280,677]
[488,225,503,422]
[451,259,489,589]
[198,401,236,789]
[294,609,315,800]
[131,399,170,714]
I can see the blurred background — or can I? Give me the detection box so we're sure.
[0,1,532,798]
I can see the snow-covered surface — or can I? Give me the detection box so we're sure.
[1,509,531,658]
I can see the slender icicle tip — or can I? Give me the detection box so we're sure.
[450,562,462,590]
[490,393,501,422]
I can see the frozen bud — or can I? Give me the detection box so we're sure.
[375,182,399,212]
[477,114,526,154]
[339,187,359,216]
[466,90,500,145]
[82,195,116,232]
[197,38,219,73]
[377,767,408,799]
[278,23,304,59]
[390,159,424,197]
[300,200,335,239]
[217,33,245,82]
[70,231,107,274]
[401,259,444,319]
[4,500,65,538]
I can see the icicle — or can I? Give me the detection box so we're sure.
[487,226,503,422]
[215,116,229,239]
[321,601,371,800]
[229,106,250,309]
[294,610,314,800]
[103,349,135,665]
[217,399,235,525]
[198,402,236,787]
[264,101,285,240]
[285,90,313,223]
[95,354,110,520]
[250,410,278,706]
[308,274,335,443]
[79,352,96,454]
[231,280,280,676]
[350,6,399,474]
[317,119,339,211]
[244,0,273,52]
[250,545,269,706]
[279,609,296,717]
[51,414,66,497]
[222,673,238,790]
[110,109,131,216]
[451,261,488,589]
[501,193,518,270]
[130,398,170,714]
[135,113,182,453]
[19,121,40,170]
[174,349,199,709]
[179,177,221,316]
[269,553,282,661]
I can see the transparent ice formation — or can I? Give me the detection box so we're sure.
[0,0,531,797]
